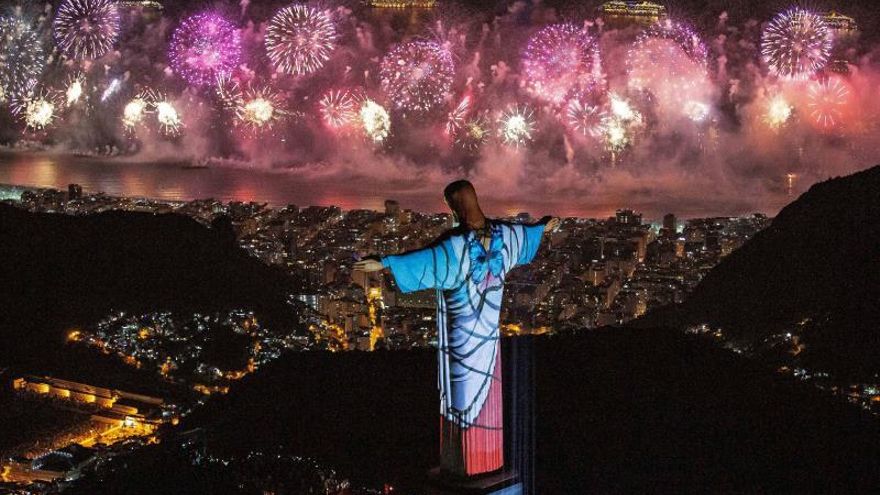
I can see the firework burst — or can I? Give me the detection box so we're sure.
[53,0,120,60]
[169,12,241,87]
[608,93,641,123]
[761,7,832,80]
[498,105,535,147]
[319,88,363,130]
[565,96,605,138]
[521,23,601,106]
[600,93,643,152]
[633,19,707,67]
[380,40,455,114]
[601,118,629,153]
[628,20,710,119]
[683,100,710,122]
[122,88,160,132]
[455,115,489,152]
[16,89,59,130]
[806,76,850,130]
[64,73,87,107]
[445,95,471,135]
[100,77,123,102]
[0,17,45,101]
[764,93,793,129]
[234,85,284,134]
[215,74,242,109]
[25,98,57,130]
[122,96,149,130]
[155,98,182,136]
[359,99,390,143]
[265,4,337,76]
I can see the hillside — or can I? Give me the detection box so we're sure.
[647,165,880,377]
[73,330,880,493]
[0,204,299,374]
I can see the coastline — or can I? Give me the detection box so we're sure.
[0,148,793,219]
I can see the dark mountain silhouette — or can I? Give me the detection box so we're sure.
[644,165,880,378]
[104,330,879,494]
[0,204,299,375]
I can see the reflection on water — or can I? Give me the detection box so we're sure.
[0,151,791,218]
[0,151,409,212]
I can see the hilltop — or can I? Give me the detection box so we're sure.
[645,165,880,377]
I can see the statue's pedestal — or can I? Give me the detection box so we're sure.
[426,468,522,495]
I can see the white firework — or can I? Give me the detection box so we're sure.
[359,99,390,143]
[498,105,536,147]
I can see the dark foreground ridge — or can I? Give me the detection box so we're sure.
[80,330,875,494]
[645,165,880,378]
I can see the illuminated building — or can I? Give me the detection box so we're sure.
[295,293,319,310]
[674,239,685,258]
[823,11,858,38]
[615,208,643,226]
[117,0,163,9]
[14,376,117,408]
[661,213,677,239]
[12,375,168,423]
[367,0,435,8]
[384,199,400,217]
[11,445,99,483]
[822,11,859,73]
[599,1,667,27]
[117,0,164,23]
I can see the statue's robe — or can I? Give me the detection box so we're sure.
[383,220,545,476]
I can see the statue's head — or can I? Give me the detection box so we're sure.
[443,180,481,223]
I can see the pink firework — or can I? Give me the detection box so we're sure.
[631,20,708,68]
[379,40,455,114]
[53,0,120,60]
[215,74,242,110]
[169,12,241,87]
[521,23,601,106]
[265,4,338,76]
[806,76,850,130]
[565,97,605,138]
[319,88,363,130]
[627,19,711,118]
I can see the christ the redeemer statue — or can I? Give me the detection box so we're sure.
[355,180,558,479]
